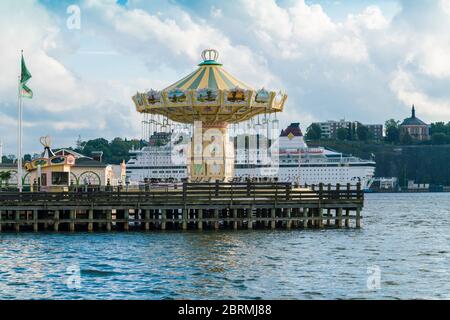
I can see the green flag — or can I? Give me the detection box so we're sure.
[21,84,33,99]
[20,53,33,99]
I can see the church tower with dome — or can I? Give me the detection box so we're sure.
[399,105,430,141]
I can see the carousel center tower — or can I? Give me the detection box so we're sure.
[132,49,287,182]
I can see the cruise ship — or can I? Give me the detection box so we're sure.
[126,123,375,188]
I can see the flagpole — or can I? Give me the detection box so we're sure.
[17,74,23,192]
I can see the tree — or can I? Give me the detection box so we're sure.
[82,138,112,160]
[0,171,12,186]
[305,124,322,140]
[385,119,400,143]
[1,156,13,164]
[430,122,450,136]
[356,125,369,141]
[400,131,413,145]
[347,123,357,141]
[337,127,348,141]
[76,137,145,164]
[431,133,450,145]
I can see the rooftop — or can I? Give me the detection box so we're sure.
[164,49,253,91]
[280,123,303,137]
[401,105,428,126]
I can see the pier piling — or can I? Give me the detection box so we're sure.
[0,182,364,232]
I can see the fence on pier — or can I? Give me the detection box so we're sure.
[0,182,363,232]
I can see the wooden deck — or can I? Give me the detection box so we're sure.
[0,182,363,232]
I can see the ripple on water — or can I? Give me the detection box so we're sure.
[1,193,450,299]
[81,269,120,277]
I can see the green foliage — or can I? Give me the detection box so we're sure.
[347,123,357,140]
[430,122,450,135]
[0,171,12,186]
[307,140,450,186]
[305,123,322,140]
[429,122,450,144]
[384,119,400,143]
[337,127,348,140]
[75,137,145,164]
[1,156,13,164]
[431,133,450,145]
[356,125,369,141]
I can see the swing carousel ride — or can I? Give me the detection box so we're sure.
[132,49,287,182]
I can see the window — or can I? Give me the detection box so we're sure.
[51,172,69,186]
[41,173,47,186]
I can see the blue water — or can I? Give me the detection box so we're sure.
[1,193,450,299]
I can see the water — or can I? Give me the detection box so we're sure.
[0,193,449,299]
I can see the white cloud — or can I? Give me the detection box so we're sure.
[1,0,450,155]
[417,37,450,79]
[329,36,368,63]
[347,5,389,31]
[390,68,450,118]
[0,0,139,153]
[0,1,97,113]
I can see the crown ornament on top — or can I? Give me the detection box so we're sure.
[201,48,219,61]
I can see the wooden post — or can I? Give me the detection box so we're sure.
[286,208,292,229]
[124,209,129,231]
[106,210,112,231]
[318,208,324,228]
[88,209,94,232]
[262,209,268,228]
[327,184,331,226]
[33,210,38,232]
[335,184,340,226]
[54,210,59,232]
[247,207,253,230]
[303,208,308,228]
[270,208,276,229]
[14,210,20,232]
[182,208,188,230]
[292,208,299,228]
[198,209,203,230]
[318,183,324,228]
[161,209,166,230]
[145,209,150,231]
[214,208,219,230]
[356,207,361,228]
[310,208,316,228]
[69,210,76,232]
[345,183,351,227]
[233,208,238,230]
[345,209,350,227]
[337,208,343,228]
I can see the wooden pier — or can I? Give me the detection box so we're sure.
[0,182,363,232]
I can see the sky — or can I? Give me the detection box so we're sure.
[1,0,450,155]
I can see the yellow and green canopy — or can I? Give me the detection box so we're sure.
[164,61,253,91]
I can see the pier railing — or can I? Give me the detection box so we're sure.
[0,182,363,207]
